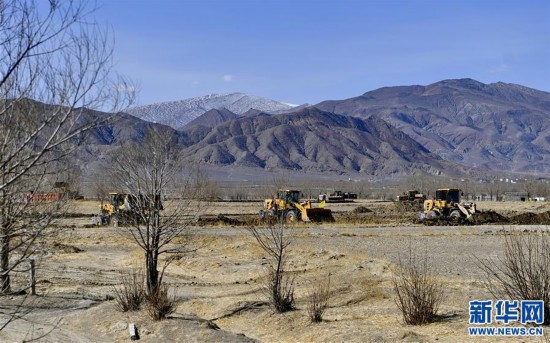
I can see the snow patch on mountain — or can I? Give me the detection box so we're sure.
[127,93,296,129]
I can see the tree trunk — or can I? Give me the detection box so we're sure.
[1,231,11,293]
[146,250,159,295]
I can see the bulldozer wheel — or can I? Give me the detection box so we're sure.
[450,210,462,220]
[285,210,298,223]
[426,210,438,219]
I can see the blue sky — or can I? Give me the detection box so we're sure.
[96,0,550,106]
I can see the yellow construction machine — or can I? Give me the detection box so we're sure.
[420,188,476,221]
[259,189,334,223]
[93,192,162,226]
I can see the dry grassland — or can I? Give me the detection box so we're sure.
[1,200,549,342]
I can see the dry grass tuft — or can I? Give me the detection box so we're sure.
[307,274,331,322]
[112,269,145,312]
[145,283,176,321]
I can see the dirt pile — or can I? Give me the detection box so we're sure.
[471,211,509,225]
[509,211,550,225]
[418,210,508,226]
[419,210,550,226]
[197,214,245,226]
[51,242,84,253]
[393,201,423,212]
[350,206,372,214]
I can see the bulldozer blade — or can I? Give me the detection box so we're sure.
[306,208,334,222]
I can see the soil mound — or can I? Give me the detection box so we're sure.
[509,211,550,225]
[471,211,509,224]
[419,210,509,226]
[394,201,423,212]
[197,214,243,226]
[52,242,84,253]
[350,206,372,214]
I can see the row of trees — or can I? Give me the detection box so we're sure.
[134,173,550,203]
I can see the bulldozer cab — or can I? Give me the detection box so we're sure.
[407,190,419,198]
[277,190,300,204]
[109,193,127,208]
[435,189,461,204]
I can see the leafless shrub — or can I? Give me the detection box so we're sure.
[112,269,144,312]
[392,246,443,325]
[265,266,295,313]
[249,215,295,313]
[145,283,176,321]
[477,230,550,325]
[307,275,331,322]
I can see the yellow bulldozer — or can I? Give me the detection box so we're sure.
[93,192,162,226]
[259,189,334,223]
[420,188,476,221]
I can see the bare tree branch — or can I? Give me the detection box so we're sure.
[0,0,134,333]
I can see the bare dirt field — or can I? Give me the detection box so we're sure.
[1,200,549,342]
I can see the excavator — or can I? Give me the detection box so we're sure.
[420,188,476,221]
[259,189,334,223]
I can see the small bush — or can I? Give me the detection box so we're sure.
[477,231,550,325]
[392,247,443,325]
[146,283,176,321]
[266,266,295,313]
[112,269,145,312]
[307,275,331,322]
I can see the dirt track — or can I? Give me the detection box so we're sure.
[1,200,549,342]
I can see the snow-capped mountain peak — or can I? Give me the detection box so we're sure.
[127,92,296,130]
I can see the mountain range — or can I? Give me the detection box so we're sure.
[315,79,550,174]
[78,78,550,179]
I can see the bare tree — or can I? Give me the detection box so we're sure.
[249,215,295,312]
[110,131,198,299]
[523,176,537,199]
[484,178,502,201]
[0,0,132,330]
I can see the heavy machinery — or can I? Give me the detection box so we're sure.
[93,192,162,226]
[318,190,357,203]
[397,190,426,202]
[420,188,476,221]
[260,189,334,223]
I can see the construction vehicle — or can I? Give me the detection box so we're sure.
[93,192,162,226]
[260,189,334,222]
[318,190,357,203]
[397,190,426,202]
[420,188,476,221]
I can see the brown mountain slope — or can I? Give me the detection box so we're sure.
[180,107,464,176]
[315,78,550,174]
[184,108,239,129]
